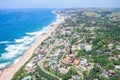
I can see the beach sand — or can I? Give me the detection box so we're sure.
[0,15,65,80]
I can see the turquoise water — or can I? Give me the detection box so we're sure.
[0,9,56,69]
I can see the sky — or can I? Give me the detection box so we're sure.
[0,0,120,9]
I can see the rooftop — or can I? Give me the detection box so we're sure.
[73,59,80,65]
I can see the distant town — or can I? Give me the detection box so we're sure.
[12,8,120,80]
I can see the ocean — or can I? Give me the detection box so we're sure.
[0,9,56,69]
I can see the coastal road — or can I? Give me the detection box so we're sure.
[38,40,61,80]
[38,16,65,80]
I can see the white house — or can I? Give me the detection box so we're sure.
[85,45,92,51]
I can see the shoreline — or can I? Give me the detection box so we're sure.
[0,10,57,70]
[1,14,60,69]
[0,13,65,80]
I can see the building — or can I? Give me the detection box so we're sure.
[105,52,112,55]
[102,70,108,78]
[108,70,115,76]
[80,58,88,66]
[96,50,103,54]
[59,67,69,74]
[28,67,35,74]
[73,75,80,80]
[73,59,80,66]
[78,44,85,50]
[108,43,113,49]
[65,56,71,63]
[69,53,75,58]
[87,63,94,72]
[85,45,92,51]
[115,65,120,70]
[116,45,120,50]
[22,76,32,80]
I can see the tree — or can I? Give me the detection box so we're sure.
[67,68,78,75]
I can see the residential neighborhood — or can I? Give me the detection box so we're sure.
[12,8,120,80]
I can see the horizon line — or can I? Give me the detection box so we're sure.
[0,7,120,10]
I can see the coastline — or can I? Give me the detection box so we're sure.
[0,13,65,80]
[0,10,57,70]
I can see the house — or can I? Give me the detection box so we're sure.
[87,63,94,72]
[87,66,93,72]
[80,58,88,71]
[51,51,59,60]
[65,56,71,63]
[73,75,80,80]
[73,59,80,66]
[108,70,115,76]
[96,50,103,54]
[51,64,60,71]
[22,75,32,80]
[96,63,101,68]
[115,65,120,70]
[38,54,44,59]
[102,70,108,78]
[25,62,36,73]
[28,67,35,74]
[51,55,57,60]
[109,56,118,60]
[78,44,85,50]
[91,36,96,39]
[38,48,46,55]
[59,67,69,74]
[26,62,34,68]
[66,31,72,35]
[65,42,69,48]
[72,45,78,52]
[118,55,120,58]
[108,43,113,49]
[116,45,120,50]
[77,40,82,43]
[85,45,92,51]
[65,27,73,31]
[51,59,58,64]
[50,51,60,60]
[81,66,87,71]
[105,52,112,55]
[32,57,38,63]
[80,58,88,66]
[69,53,75,58]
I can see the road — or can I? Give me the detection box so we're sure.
[38,40,61,80]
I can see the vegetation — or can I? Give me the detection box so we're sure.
[12,8,120,80]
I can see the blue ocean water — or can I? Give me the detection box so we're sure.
[0,9,56,69]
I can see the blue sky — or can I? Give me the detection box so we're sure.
[0,0,120,9]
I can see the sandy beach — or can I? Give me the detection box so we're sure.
[0,14,65,80]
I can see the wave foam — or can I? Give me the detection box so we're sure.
[0,13,61,69]
[0,41,10,44]
[0,62,11,69]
